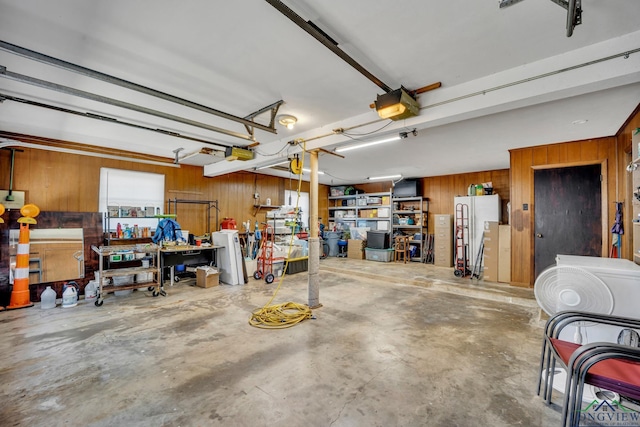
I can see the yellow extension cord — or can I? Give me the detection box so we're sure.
[249,141,313,329]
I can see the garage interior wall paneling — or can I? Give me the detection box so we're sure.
[509,129,633,287]
[617,103,640,263]
[3,103,639,289]
[357,169,510,234]
[0,140,326,237]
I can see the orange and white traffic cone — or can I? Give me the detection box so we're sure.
[7,204,39,311]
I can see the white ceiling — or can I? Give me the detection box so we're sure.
[1,0,639,185]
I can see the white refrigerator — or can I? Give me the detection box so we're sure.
[212,230,244,285]
[453,194,501,271]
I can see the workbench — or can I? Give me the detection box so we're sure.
[160,245,222,285]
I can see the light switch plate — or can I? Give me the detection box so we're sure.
[0,190,26,210]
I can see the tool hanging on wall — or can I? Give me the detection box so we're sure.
[609,202,624,258]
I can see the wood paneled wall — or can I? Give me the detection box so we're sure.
[509,136,622,287]
[353,170,510,233]
[0,139,329,237]
[616,104,640,256]
[4,99,638,292]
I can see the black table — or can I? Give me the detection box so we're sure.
[159,245,222,286]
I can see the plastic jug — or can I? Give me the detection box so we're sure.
[62,282,78,308]
[41,286,56,309]
[84,280,97,302]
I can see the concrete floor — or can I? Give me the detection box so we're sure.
[0,258,562,426]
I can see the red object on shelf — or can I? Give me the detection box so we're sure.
[221,217,237,229]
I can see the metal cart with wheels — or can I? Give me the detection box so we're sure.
[253,224,284,284]
[91,243,163,306]
[454,203,471,278]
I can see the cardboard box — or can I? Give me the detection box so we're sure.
[196,266,219,288]
[498,225,511,283]
[483,221,499,281]
[348,239,365,259]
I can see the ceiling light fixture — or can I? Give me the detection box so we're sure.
[335,135,401,153]
[255,160,289,170]
[368,174,402,181]
[372,87,419,121]
[302,168,324,175]
[277,115,298,130]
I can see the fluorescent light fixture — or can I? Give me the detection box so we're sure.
[255,160,288,170]
[335,135,400,153]
[302,168,324,175]
[368,174,401,181]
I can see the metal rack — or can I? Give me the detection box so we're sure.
[391,197,429,262]
[328,191,392,242]
[91,243,162,306]
[166,198,219,234]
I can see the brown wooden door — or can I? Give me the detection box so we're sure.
[534,164,602,278]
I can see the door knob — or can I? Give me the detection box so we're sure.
[536,233,543,238]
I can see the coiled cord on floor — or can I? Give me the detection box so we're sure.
[249,140,313,329]
[249,301,313,329]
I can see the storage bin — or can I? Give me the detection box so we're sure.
[330,186,346,196]
[273,261,285,277]
[365,248,394,262]
[113,275,133,296]
[367,230,389,249]
[367,197,382,205]
[285,257,308,274]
